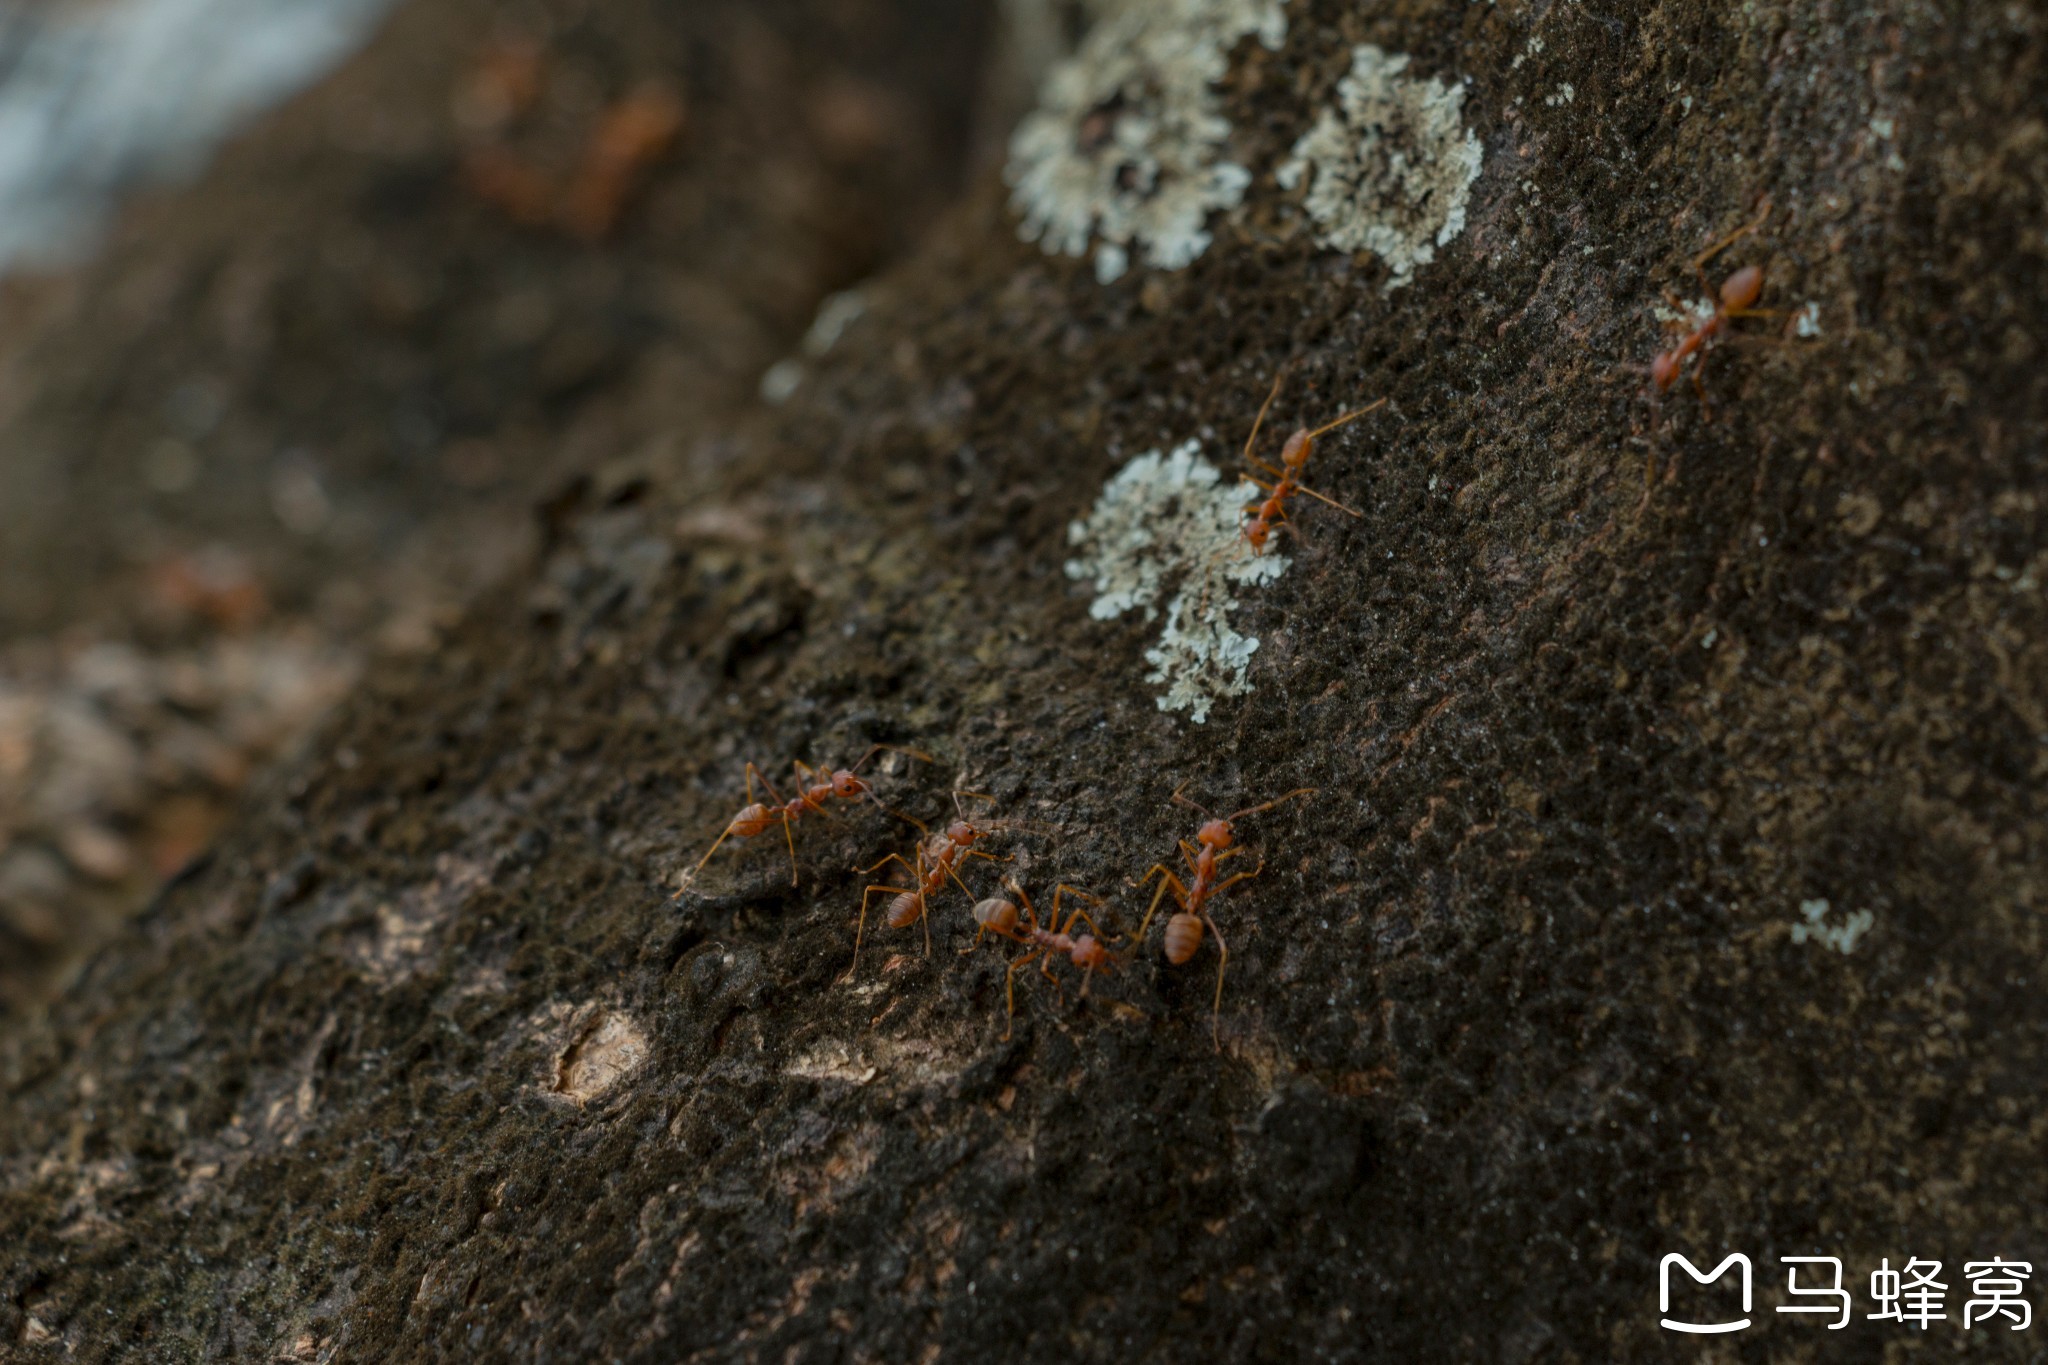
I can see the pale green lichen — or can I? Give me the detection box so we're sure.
[1063,441,1286,722]
[1788,897,1875,954]
[1277,43,1483,290]
[1005,0,1287,284]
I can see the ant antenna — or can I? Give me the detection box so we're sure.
[849,743,933,774]
[1300,396,1387,443]
[1221,787,1317,823]
[951,788,997,816]
[880,804,928,834]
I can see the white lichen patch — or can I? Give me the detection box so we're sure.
[758,358,803,404]
[785,1040,879,1086]
[1064,441,1287,722]
[802,289,868,357]
[551,1008,649,1104]
[1004,0,1287,284]
[1277,44,1483,290]
[1794,301,1823,338]
[1652,297,1717,330]
[1788,898,1875,955]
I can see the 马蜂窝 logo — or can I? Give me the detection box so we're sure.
[1660,1253,1752,1334]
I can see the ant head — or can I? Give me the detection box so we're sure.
[831,769,870,799]
[1072,935,1112,969]
[945,818,978,845]
[1720,264,1764,311]
[1650,350,1680,392]
[1279,428,1313,471]
[1197,818,1235,850]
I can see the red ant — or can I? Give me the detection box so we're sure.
[843,793,1008,978]
[1237,370,1384,555]
[967,879,1117,1040]
[1649,201,1776,415]
[691,744,927,885]
[1132,785,1315,1047]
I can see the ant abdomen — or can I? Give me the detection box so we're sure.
[1721,264,1763,311]
[972,897,1020,936]
[886,891,923,930]
[730,804,778,837]
[1163,913,1204,965]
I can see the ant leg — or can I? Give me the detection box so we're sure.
[1050,885,1107,938]
[939,858,977,903]
[906,848,934,956]
[920,892,932,956]
[1203,910,1230,1051]
[843,884,917,982]
[1242,369,1287,465]
[692,820,740,875]
[1131,866,1190,946]
[1196,863,1261,908]
[747,762,790,810]
[1061,907,1112,950]
[940,850,1011,910]
[1003,949,1048,1040]
[853,851,919,878]
[779,812,800,885]
[1011,882,1041,938]
[1692,199,1771,290]
[1294,482,1365,518]
[967,916,1026,952]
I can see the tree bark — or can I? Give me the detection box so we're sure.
[4,0,2045,1361]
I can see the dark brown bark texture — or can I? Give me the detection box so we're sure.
[3,0,2045,1361]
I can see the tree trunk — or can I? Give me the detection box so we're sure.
[4,0,2044,1361]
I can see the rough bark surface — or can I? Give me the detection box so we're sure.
[3,1,2045,1362]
